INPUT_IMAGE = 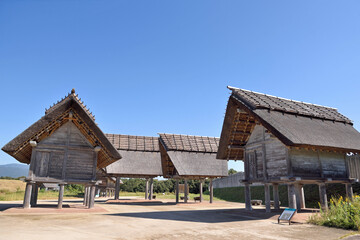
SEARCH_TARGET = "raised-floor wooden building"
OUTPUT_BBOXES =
[105,134,163,200]
[159,133,228,203]
[217,87,360,212]
[2,89,121,209]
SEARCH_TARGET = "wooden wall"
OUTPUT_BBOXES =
[347,155,360,180]
[29,121,96,183]
[245,125,287,181]
[245,125,348,182]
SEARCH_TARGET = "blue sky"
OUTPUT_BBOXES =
[1,1,360,172]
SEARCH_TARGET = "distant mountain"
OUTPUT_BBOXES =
[0,163,29,178]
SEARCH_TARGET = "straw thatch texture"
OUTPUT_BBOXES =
[105,134,162,177]
[2,90,121,168]
[217,87,360,160]
[159,134,228,178]
[159,133,218,153]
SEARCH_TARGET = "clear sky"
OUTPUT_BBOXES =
[1,1,360,172]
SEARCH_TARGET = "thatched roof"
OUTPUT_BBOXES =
[217,87,360,160]
[159,134,228,179]
[105,134,162,178]
[2,89,121,168]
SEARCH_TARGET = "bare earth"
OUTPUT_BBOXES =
[0,197,358,240]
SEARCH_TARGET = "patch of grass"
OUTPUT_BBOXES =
[119,191,221,201]
[308,195,360,231]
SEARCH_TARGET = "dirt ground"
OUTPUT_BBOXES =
[0,197,358,240]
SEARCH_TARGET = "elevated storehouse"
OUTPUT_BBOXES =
[105,134,162,200]
[159,133,228,203]
[2,89,121,209]
[217,87,360,212]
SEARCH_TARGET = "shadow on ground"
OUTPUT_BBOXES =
[106,208,281,223]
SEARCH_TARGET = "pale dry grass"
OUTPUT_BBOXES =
[0,179,26,192]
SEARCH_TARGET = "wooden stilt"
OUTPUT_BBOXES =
[264,184,271,212]
[245,183,252,210]
[287,184,296,209]
[318,183,328,210]
[175,179,179,204]
[86,186,91,207]
[345,183,353,201]
[31,184,38,207]
[199,180,203,203]
[23,182,33,209]
[209,179,213,204]
[145,179,149,200]
[115,177,120,200]
[89,185,96,209]
[149,178,153,200]
[83,186,88,205]
[273,183,280,210]
[184,179,188,203]
[57,184,64,209]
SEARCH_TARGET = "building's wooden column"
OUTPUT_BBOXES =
[245,183,252,210]
[199,180,203,203]
[149,178,154,200]
[175,179,179,204]
[184,179,188,203]
[86,186,91,207]
[57,184,65,209]
[23,182,33,209]
[318,183,328,210]
[287,183,296,209]
[209,179,213,204]
[89,185,96,209]
[31,184,38,207]
[115,177,120,200]
[345,183,354,201]
[264,184,271,213]
[272,183,280,210]
[145,178,149,200]
[83,186,88,205]
[295,184,306,210]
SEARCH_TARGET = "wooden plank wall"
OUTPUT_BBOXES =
[245,125,287,181]
[347,155,360,180]
[31,121,96,182]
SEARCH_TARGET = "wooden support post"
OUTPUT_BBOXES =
[318,183,328,211]
[89,185,96,209]
[184,179,188,203]
[287,184,296,209]
[273,183,280,210]
[86,186,91,207]
[149,178,153,200]
[31,184,38,207]
[23,182,33,209]
[115,177,120,200]
[294,183,302,211]
[175,179,179,204]
[145,179,149,200]
[345,183,354,201]
[245,183,252,210]
[83,186,88,205]
[57,184,65,209]
[264,184,271,213]
[199,180,203,203]
[209,179,213,204]
[298,184,306,209]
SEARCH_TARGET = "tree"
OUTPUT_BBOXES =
[228,168,237,175]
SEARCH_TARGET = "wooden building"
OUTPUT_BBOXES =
[217,87,360,212]
[2,89,121,209]
[105,134,162,200]
[159,133,228,203]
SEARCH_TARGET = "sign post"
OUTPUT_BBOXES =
[278,208,296,225]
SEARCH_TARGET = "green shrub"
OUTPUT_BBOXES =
[309,195,360,230]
